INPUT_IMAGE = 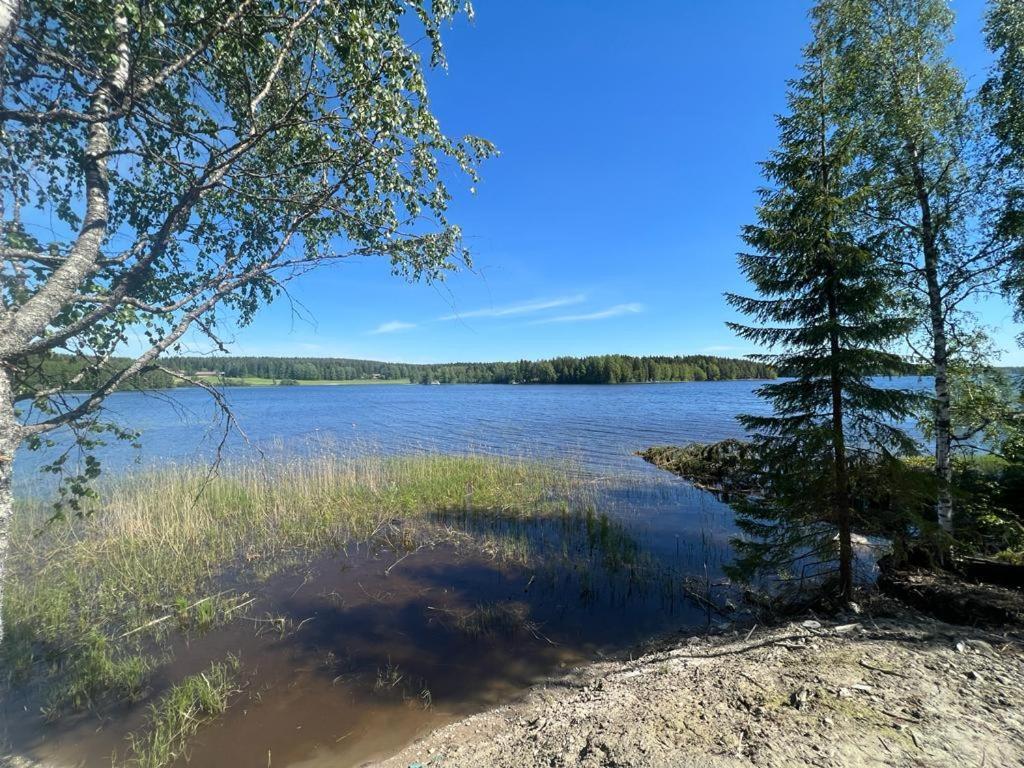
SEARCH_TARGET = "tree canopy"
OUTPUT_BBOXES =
[985,0,1024,318]
[16,352,777,390]
[0,0,492,642]
[727,0,918,599]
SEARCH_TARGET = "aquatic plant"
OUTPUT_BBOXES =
[122,656,241,768]
[1,454,593,716]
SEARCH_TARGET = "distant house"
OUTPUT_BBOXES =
[370,373,383,379]
[194,370,225,377]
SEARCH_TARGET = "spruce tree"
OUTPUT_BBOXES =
[727,0,918,601]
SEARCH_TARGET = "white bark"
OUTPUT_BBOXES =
[0,365,19,644]
[0,8,128,356]
[0,6,130,643]
[0,0,22,646]
[910,144,955,534]
[933,354,954,533]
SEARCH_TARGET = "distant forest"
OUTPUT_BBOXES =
[169,354,775,385]
[18,354,776,392]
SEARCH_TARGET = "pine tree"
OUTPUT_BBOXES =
[727,0,918,601]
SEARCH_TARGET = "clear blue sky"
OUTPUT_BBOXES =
[224,0,1023,365]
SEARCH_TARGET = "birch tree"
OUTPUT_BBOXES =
[0,0,493,643]
[833,0,1008,533]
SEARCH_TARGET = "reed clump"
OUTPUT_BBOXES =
[2,454,591,715]
[122,655,241,768]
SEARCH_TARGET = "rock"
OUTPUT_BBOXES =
[790,687,811,709]
[802,620,822,629]
[967,670,984,682]
[965,639,994,654]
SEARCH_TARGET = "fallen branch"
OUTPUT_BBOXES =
[224,597,256,616]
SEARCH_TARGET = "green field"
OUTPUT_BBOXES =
[199,376,412,387]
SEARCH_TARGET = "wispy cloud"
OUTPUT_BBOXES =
[531,303,644,324]
[370,320,416,335]
[438,294,585,321]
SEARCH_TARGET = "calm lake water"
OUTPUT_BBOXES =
[6,379,926,768]
[15,380,778,491]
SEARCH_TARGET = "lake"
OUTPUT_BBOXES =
[15,380,782,570]
[5,379,925,768]
[14,380,777,491]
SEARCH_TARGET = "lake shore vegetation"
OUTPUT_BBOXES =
[725,0,921,600]
[1,453,671,766]
[631,0,1024,612]
[0,0,496,645]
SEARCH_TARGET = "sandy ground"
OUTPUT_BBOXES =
[375,610,1024,768]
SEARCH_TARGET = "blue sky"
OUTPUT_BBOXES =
[224,0,1024,365]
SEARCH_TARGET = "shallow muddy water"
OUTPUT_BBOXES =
[5,496,725,768]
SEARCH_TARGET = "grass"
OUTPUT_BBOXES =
[39,631,156,719]
[2,454,593,717]
[372,658,433,709]
[122,656,240,768]
[428,601,536,638]
[2,452,682,768]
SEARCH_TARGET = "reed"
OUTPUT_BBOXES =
[2,453,592,715]
[122,656,241,768]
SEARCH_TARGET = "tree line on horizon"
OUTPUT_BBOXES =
[17,353,776,392]
[406,354,774,384]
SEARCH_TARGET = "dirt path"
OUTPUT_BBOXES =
[375,613,1024,768]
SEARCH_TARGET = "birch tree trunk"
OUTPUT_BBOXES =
[910,146,955,533]
[927,271,954,534]
[0,365,19,644]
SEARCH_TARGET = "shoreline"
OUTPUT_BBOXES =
[374,604,1024,768]
[58,377,779,395]
[8,605,1023,768]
